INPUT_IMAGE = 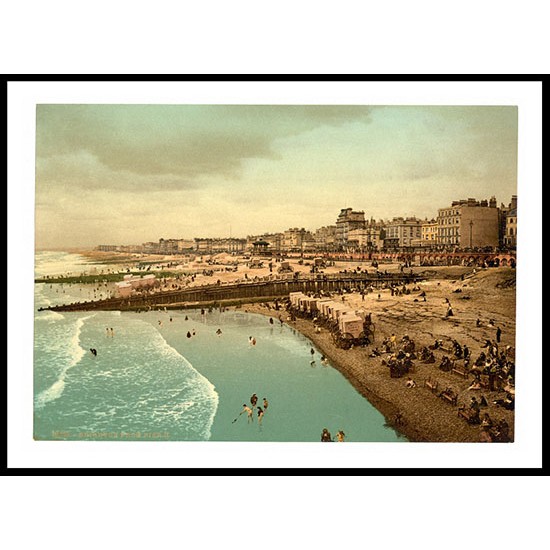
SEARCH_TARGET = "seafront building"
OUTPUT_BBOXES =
[419,219,438,248]
[96,195,516,256]
[314,226,337,251]
[281,227,316,252]
[499,195,518,249]
[194,237,247,254]
[335,208,366,249]
[504,196,518,249]
[384,217,423,250]
[347,219,385,252]
[437,197,499,249]
[159,238,194,254]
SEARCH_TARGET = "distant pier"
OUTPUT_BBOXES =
[39,272,424,312]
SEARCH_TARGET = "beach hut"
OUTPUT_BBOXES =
[278,261,293,273]
[331,303,349,321]
[299,296,313,313]
[307,297,321,315]
[289,292,305,309]
[307,298,321,314]
[338,314,364,339]
[115,281,133,298]
[326,302,339,320]
[312,298,331,315]
[321,300,338,319]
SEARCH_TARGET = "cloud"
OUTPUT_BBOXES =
[36,104,373,185]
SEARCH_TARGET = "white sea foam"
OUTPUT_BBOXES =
[35,250,98,278]
[34,314,95,409]
[34,284,52,308]
[152,329,219,440]
[35,310,65,322]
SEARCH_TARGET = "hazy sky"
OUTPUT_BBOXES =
[35,104,518,249]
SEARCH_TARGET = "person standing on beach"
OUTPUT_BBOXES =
[496,326,502,343]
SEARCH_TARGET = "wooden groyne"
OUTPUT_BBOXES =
[40,273,424,312]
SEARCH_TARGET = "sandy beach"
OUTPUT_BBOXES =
[242,267,516,442]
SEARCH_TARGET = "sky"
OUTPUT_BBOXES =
[35,104,518,249]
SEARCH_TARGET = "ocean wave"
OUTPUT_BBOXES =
[34,284,52,308]
[35,250,100,278]
[34,314,95,409]
[35,310,65,322]
[152,329,219,440]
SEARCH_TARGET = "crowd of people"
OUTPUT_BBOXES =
[380,335,417,378]
[235,393,269,426]
[377,320,515,442]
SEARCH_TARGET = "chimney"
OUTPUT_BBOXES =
[489,196,497,208]
[511,195,517,210]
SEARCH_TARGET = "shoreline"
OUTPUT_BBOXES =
[242,286,515,443]
[243,303,420,441]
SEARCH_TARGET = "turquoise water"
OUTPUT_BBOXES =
[34,252,404,442]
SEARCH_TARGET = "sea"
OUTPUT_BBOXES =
[34,251,404,442]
